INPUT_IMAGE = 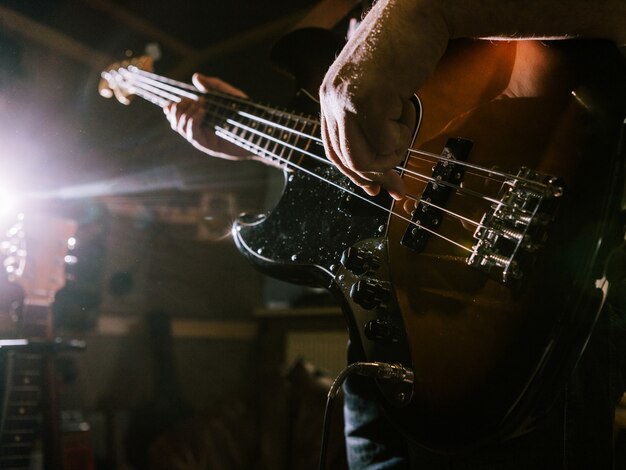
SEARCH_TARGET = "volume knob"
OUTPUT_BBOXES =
[349,279,390,310]
[364,318,399,343]
[340,247,380,275]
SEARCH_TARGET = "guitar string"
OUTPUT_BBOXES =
[234,108,511,186]
[118,76,477,252]
[113,71,540,248]
[144,76,545,234]
[119,70,498,192]
[120,72,530,215]
[123,67,558,193]
[213,127,473,253]
[126,67,319,125]
[119,69,554,223]
[123,77,492,232]
[229,108,510,196]
[122,74,542,240]
[132,73,551,255]
[120,74,539,244]
[223,115,510,215]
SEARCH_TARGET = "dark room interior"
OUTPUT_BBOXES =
[0,1,625,469]
[0,0,350,468]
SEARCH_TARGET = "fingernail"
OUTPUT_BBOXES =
[364,186,381,197]
[390,192,404,201]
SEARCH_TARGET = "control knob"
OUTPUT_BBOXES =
[340,247,380,275]
[350,279,390,310]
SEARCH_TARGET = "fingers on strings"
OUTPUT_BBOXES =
[192,74,248,99]
[321,115,407,199]
[164,98,206,141]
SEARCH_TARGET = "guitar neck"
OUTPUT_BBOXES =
[0,304,57,470]
[19,304,53,340]
[0,214,77,470]
[202,92,322,167]
[0,348,45,469]
[121,68,324,168]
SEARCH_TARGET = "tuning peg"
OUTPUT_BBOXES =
[144,43,161,61]
[99,55,155,104]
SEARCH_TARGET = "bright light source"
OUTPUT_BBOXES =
[0,189,21,227]
[0,190,15,216]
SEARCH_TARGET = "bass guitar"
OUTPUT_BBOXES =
[100,29,626,450]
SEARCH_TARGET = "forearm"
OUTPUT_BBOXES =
[318,0,625,195]
[326,0,625,114]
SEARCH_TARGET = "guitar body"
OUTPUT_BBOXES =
[100,28,626,451]
[0,214,84,469]
[233,30,626,450]
[384,41,626,448]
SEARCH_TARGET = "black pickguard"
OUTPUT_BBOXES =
[233,162,391,287]
[232,142,416,408]
[234,27,416,408]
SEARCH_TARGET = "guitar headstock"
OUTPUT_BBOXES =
[2,214,77,306]
[99,55,154,105]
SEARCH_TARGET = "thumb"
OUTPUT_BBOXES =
[192,73,210,93]
[192,74,248,98]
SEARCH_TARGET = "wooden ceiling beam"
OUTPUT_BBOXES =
[0,5,113,69]
[167,9,309,79]
[83,0,196,58]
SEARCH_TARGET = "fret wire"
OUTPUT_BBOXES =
[272,112,286,160]
[1,351,43,466]
[285,115,303,163]
[293,117,309,166]
[237,110,319,140]
[232,96,249,143]
[223,118,322,165]
[240,99,264,154]
[258,106,275,163]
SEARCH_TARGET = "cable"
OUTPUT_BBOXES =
[318,361,414,470]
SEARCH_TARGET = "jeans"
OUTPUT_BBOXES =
[343,308,622,470]
[343,372,411,469]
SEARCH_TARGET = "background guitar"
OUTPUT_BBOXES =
[0,213,94,470]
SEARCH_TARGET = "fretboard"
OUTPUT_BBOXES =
[113,67,327,169]
[203,92,323,168]
[0,305,57,470]
[205,94,323,165]
[0,350,44,470]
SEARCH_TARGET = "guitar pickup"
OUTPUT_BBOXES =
[401,137,473,251]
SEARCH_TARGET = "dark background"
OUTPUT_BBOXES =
[0,1,350,467]
[0,0,317,193]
